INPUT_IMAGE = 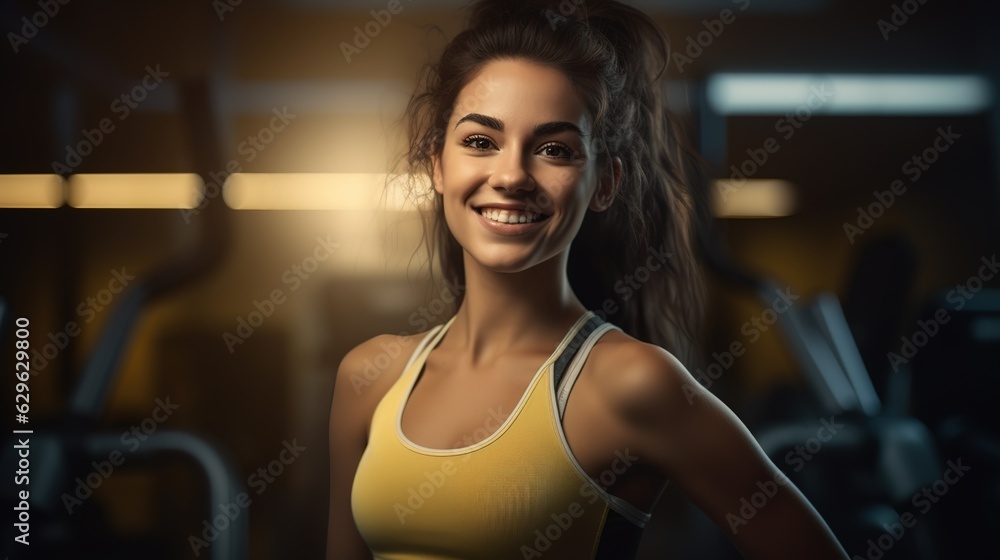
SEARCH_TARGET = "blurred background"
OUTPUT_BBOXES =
[0,0,997,558]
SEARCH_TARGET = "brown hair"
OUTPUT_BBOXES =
[394,0,707,364]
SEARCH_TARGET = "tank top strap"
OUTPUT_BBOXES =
[553,317,622,419]
[399,315,457,380]
[552,314,603,387]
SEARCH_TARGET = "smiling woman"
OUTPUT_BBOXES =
[327,1,850,559]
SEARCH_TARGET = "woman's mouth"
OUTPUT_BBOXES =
[476,207,548,224]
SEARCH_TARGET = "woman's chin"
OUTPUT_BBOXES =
[465,249,541,274]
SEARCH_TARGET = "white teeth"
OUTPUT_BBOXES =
[479,208,543,224]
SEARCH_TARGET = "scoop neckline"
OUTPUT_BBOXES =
[395,310,594,455]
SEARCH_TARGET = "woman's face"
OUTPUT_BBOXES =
[432,58,616,274]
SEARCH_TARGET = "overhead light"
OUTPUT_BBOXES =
[713,178,796,218]
[0,174,65,208]
[708,74,992,115]
[223,173,432,210]
[68,174,203,208]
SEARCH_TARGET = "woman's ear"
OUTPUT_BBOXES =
[432,153,444,195]
[589,156,621,212]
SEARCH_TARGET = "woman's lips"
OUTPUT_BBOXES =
[476,206,546,224]
[473,206,551,235]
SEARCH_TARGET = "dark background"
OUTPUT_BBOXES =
[1,0,997,558]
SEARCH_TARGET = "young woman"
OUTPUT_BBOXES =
[328,1,849,558]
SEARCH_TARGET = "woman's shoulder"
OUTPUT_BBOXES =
[586,328,696,420]
[334,328,439,404]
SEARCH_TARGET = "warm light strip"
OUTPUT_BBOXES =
[0,174,65,208]
[68,174,203,208]
[713,179,796,218]
[223,173,432,210]
[708,74,992,115]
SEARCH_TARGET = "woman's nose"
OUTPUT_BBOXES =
[488,149,535,193]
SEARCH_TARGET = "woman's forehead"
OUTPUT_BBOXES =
[451,59,591,132]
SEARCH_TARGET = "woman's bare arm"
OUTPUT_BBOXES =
[327,333,421,559]
[327,340,384,560]
[613,343,850,560]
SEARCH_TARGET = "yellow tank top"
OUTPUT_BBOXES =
[351,311,651,559]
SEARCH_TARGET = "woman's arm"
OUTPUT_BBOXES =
[327,343,379,560]
[615,343,850,560]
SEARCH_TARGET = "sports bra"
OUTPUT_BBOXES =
[351,310,651,559]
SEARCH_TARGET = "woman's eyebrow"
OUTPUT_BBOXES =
[455,113,504,131]
[533,121,587,138]
[454,113,587,137]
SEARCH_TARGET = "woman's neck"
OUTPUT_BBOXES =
[446,249,588,367]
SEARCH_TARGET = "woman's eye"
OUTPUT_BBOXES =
[538,143,573,160]
[462,136,494,151]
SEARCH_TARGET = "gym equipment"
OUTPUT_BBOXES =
[1,79,246,560]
